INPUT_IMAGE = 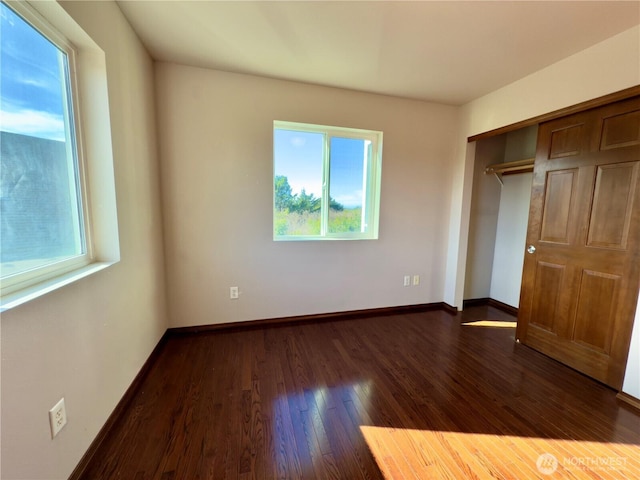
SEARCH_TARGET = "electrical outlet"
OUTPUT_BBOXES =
[230,286,239,299]
[413,275,420,286]
[49,397,67,439]
[403,275,411,287]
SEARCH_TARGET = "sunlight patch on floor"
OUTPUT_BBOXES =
[360,425,640,479]
[462,320,517,328]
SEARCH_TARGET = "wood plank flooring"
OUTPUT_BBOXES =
[78,306,640,479]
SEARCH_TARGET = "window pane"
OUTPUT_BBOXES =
[1,3,85,278]
[274,129,324,236]
[328,137,369,234]
[273,121,381,241]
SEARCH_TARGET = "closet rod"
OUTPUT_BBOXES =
[485,158,534,186]
[484,158,535,176]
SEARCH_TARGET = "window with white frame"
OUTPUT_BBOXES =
[273,121,382,240]
[0,1,92,297]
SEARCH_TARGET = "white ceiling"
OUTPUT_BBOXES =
[116,1,640,105]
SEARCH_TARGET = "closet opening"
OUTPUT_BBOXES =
[464,125,538,313]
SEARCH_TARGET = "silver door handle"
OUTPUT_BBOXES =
[527,245,536,254]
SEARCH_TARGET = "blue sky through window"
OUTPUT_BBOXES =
[1,2,66,141]
[329,137,366,208]
[274,128,366,208]
[274,129,324,198]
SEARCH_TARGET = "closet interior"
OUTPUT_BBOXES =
[464,125,538,310]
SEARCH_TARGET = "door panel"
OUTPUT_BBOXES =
[572,270,619,352]
[540,169,578,244]
[517,96,640,389]
[600,110,640,150]
[587,162,638,249]
[529,261,564,333]
[549,123,586,158]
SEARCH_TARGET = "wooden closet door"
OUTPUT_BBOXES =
[516,96,640,389]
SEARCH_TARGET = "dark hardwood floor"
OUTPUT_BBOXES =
[78,306,640,479]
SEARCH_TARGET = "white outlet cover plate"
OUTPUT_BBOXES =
[49,397,67,438]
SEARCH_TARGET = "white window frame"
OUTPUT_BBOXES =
[273,121,383,241]
[1,1,92,297]
[0,0,120,311]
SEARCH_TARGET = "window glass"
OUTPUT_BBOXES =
[274,129,324,236]
[328,137,369,234]
[1,2,86,282]
[273,121,382,240]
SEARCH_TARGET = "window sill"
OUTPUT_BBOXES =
[274,236,378,241]
[0,261,116,312]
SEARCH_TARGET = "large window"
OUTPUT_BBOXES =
[1,1,90,296]
[274,121,382,240]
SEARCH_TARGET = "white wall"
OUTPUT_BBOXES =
[0,2,167,479]
[463,26,640,139]
[622,296,640,398]
[463,136,504,300]
[448,25,640,394]
[489,173,533,307]
[155,64,459,327]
